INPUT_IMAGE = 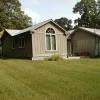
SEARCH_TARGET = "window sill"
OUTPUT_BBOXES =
[45,50,58,52]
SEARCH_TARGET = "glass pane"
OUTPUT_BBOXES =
[46,28,55,34]
[13,39,15,48]
[51,29,55,34]
[46,28,51,33]
[21,38,25,48]
[19,39,21,48]
[46,35,51,50]
[52,35,56,50]
[19,38,24,48]
[12,38,17,48]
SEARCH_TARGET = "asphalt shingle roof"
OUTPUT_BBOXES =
[3,19,67,37]
[67,27,100,37]
[5,29,22,36]
[79,27,100,36]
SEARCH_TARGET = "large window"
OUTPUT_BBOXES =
[12,37,25,49]
[46,28,56,50]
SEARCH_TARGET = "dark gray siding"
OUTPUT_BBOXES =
[2,31,32,58]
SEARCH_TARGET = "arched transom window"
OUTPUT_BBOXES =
[46,28,56,50]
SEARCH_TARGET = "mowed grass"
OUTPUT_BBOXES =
[0,59,100,100]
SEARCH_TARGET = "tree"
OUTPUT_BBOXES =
[0,0,32,31]
[73,0,100,28]
[97,0,100,12]
[54,17,73,30]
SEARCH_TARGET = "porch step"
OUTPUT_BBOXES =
[68,56,80,59]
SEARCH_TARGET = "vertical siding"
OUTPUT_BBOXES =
[32,33,45,55]
[32,22,67,58]
[2,32,32,58]
[71,30,96,56]
[57,34,67,55]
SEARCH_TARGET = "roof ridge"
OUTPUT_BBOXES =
[4,19,67,36]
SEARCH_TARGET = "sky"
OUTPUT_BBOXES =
[20,0,81,25]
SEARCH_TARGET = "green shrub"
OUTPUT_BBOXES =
[46,55,64,61]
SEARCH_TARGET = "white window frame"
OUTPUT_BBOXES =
[19,38,25,48]
[45,28,57,51]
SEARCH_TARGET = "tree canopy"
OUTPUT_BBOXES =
[73,0,100,28]
[0,0,32,31]
[54,17,73,30]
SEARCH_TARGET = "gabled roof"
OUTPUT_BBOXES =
[5,29,22,36]
[3,19,67,37]
[71,27,100,36]
[17,19,67,35]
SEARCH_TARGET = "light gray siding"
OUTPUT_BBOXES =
[32,22,67,59]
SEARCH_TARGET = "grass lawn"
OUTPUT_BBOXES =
[0,59,100,100]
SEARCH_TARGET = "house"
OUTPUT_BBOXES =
[68,27,100,57]
[1,19,68,60]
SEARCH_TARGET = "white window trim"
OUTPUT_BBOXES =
[19,38,25,48]
[45,28,57,51]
